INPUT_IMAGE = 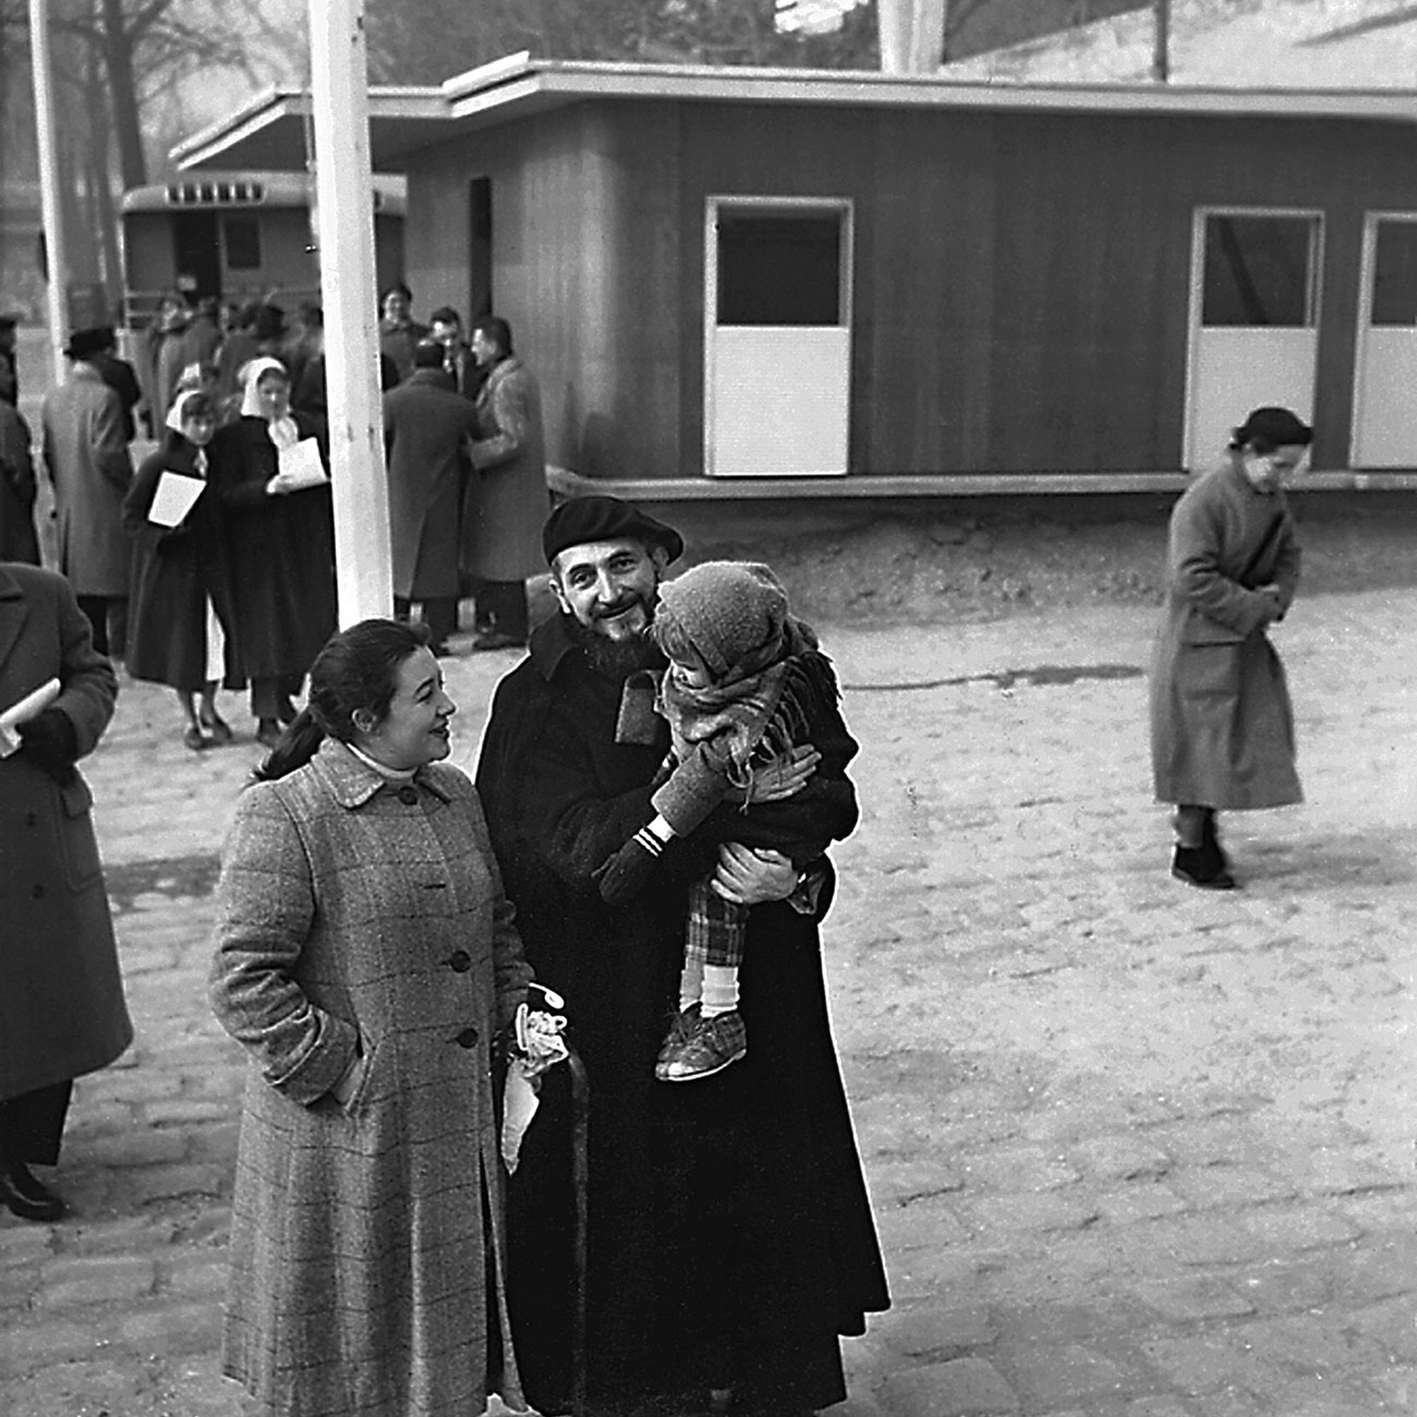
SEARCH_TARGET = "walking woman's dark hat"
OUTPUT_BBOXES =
[543,495,684,565]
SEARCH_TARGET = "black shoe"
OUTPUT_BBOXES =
[1171,843,1236,890]
[0,1162,66,1222]
[256,718,283,749]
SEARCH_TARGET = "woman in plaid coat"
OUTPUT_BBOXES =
[210,619,532,1417]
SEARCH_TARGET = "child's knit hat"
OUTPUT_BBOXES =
[656,561,790,678]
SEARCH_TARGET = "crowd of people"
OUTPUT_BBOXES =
[0,284,547,751]
[0,293,1316,1417]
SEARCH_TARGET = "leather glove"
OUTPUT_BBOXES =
[594,826,668,906]
[17,707,79,785]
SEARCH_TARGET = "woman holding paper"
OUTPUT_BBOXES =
[123,390,243,750]
[210,618,534,1417]
[0,561,131,1221]
[210,358,335,748]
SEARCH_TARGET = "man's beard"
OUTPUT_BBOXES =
[563,611,665,680]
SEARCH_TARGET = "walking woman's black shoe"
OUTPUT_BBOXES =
[0,1162,66,1222]
[1170,843,1236,891]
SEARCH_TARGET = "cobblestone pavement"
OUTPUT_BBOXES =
[2,588,1413,1417]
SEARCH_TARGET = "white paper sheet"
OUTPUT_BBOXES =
[276,438,329,491]
[147,471,206,528]
[0,677,61,758]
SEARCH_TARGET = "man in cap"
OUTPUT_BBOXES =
[0,313,19,407]
[476,495,888,1417]
[39,327,134,657]
[1151,405,1312,889]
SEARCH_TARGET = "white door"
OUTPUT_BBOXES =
[1353,214,1417,468]
[705,199,851,478]
[1185,210,1321,470]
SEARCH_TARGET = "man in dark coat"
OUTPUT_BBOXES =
[382,340,482,652]
[0,313,19,407]
[40,327,134,658]
[476,496,889,1417]
[0,396,39,564]
[1150,405,1312,889]
[92,327,144,445]
[0,561,132,1221]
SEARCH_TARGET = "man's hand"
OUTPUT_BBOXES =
[747,744,820,804]
[711,844,797,905]
[1256,583,1286,622]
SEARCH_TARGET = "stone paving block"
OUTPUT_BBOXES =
[1235,1312,1377,1372]
[874,1197,971,1250]
[1166,1165,1299,1209]
[84,1128,189,1167]
[1069,1134,1174,1182]
[1232,1256,1334,1316]
[822,1394,887,1417]
[883,1247,980,1302]
[145,1098,233,1127]
[59,1214,181,1257]
[869,1157,968,1205]
[1345,1294,1417,1362]
[1130,1275,1257,1322]
[79,1069,184,1104]
[880,1357,1021,1416]
[1121,1214,1268,1268]
[1125,1400,1195,1417]
[1368,1362,1417,1409]
[1291,1147,1406,1197]
[162,1254,230,1300]
[1095,1182,1190,1224]
[955,1146,1082,1193]
[42,1254,157,1308]
[874,1303,996,1357]
[1194,1386,1266,1416]
[1339,1189,1417,1231]
[0,1225,53,1265]
[1005,1342,1133,1405]
[0,1318,108,1375]
[2,1354,153,1417]
[152,1359,246,1417]
[1139,1334,1270,1394]
[1234,1203,1362,1254]
[955,1191,1101,1236]
[1330,1233,1417,1306]
[65,1099,140,1136]
[1143,1122,1271,1169]
[1263,1372,1401,1416]
[128,1163,229,1206]
[114,1298,225,1356]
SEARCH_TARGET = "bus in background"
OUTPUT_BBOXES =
[119,171,406,330]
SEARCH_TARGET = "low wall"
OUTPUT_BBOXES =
[626,491,1417,625]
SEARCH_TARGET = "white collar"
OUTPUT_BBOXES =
[345,740,417,783]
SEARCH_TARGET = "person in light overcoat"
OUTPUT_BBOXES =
[210,619,533,1417]
[382,340,482,652]
[0,561,131,1221]
[462,316,548,650]
[40,327,135,657]
[1150,405,1312,890]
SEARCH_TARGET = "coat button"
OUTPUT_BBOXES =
[448,950,472,973]
[24,811,37,827]
[31,884,45,899]
[397,786,418,806]
[455,1026,479,1048]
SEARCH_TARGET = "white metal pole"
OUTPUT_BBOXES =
[307,0,392,626]
[29,0,69,385]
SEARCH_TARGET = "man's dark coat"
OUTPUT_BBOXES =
[476,613,889,1415]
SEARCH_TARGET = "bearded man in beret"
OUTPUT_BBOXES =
[475,495,888,1417]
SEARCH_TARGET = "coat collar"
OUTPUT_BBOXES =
[405,367,455,392]
[311,736,450,809]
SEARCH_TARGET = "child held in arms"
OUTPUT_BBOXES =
[595,561,859,1082]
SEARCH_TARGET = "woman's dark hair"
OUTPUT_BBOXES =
[1228,406,1313,455]
[254,618,431,781]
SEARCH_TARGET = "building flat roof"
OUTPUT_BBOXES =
[172,53,1417,173]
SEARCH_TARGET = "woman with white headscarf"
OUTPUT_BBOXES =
[122,388,243,749]
[210,357,335,746]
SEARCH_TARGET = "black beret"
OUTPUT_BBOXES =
[63,326,112,361]
[543,495,684,566]
[1233,406,1313,450]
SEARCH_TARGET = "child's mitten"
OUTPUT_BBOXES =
[595,826,667,905]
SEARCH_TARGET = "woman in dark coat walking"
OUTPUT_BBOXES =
[210,357,335,746]
[123,389,242,749]
[0,562,131,1221]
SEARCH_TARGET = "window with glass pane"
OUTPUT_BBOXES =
[717,212,841,326]
[223,216,262,272]
[1201,215,1317,327]
[1371,220,1417,326]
